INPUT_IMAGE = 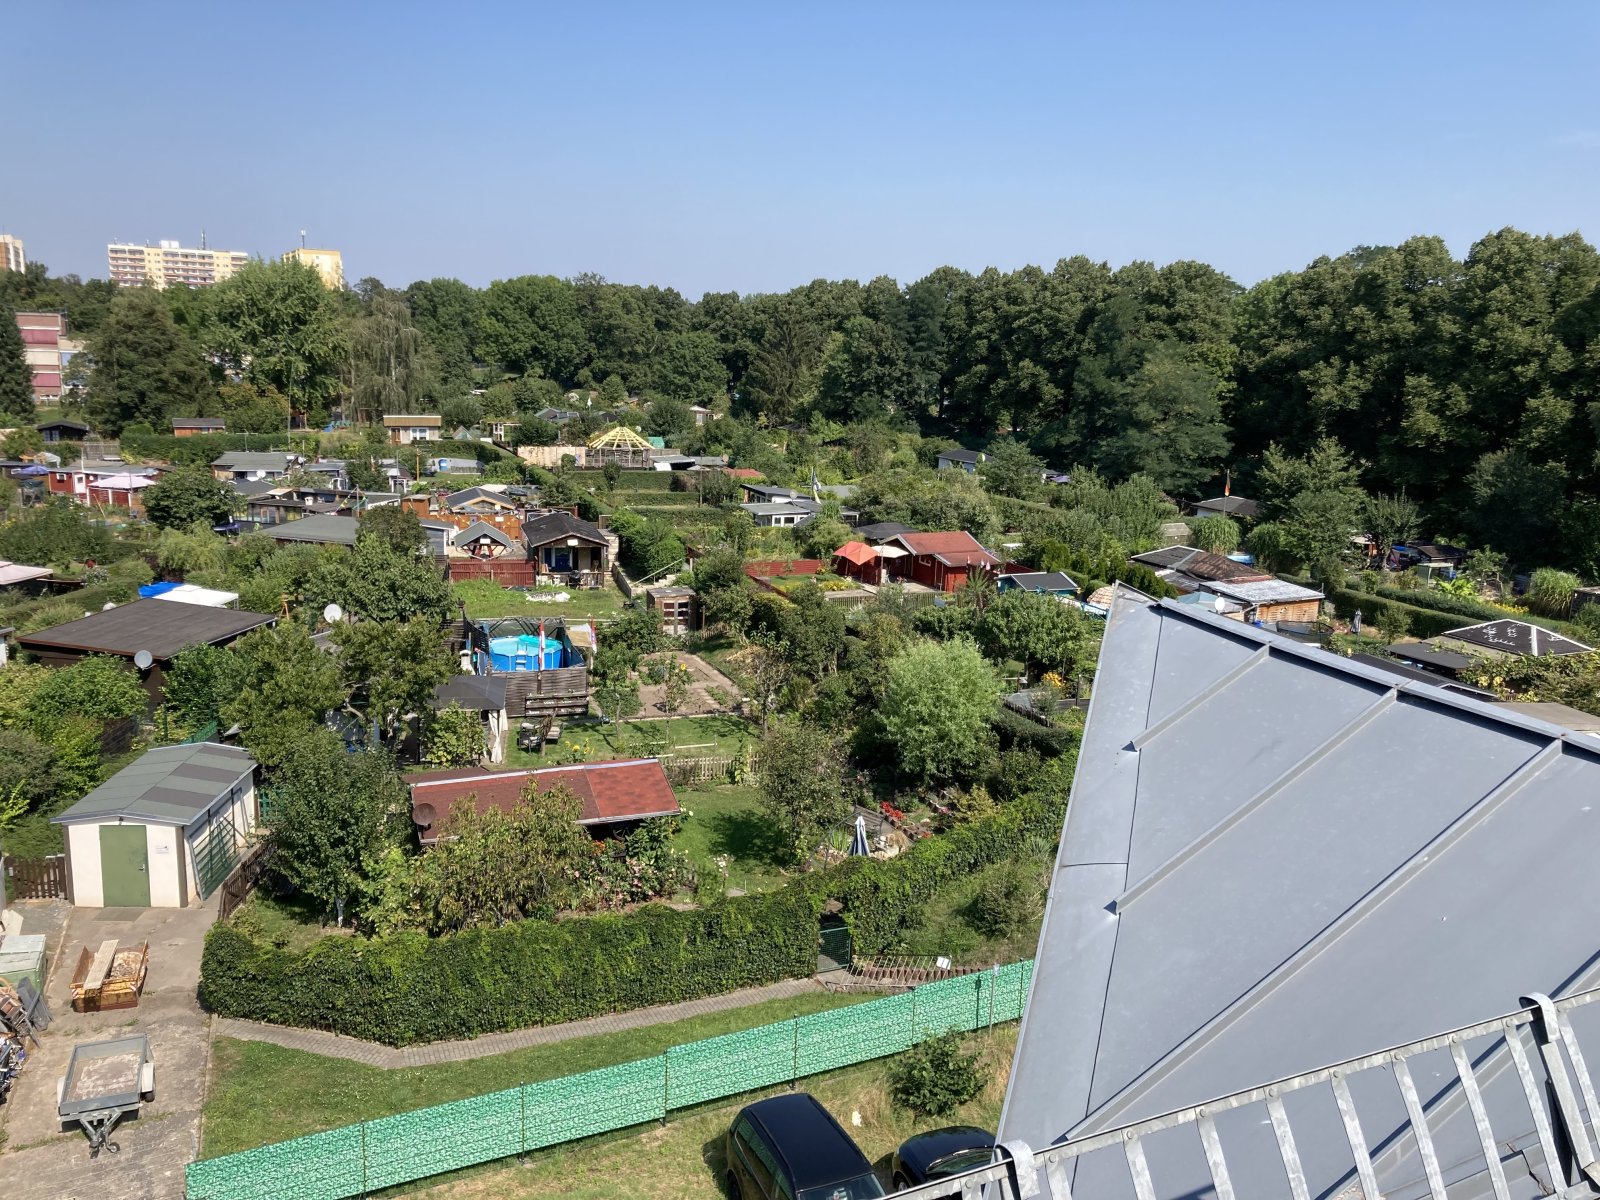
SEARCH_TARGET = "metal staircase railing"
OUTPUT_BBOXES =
[894,984,1600,1200]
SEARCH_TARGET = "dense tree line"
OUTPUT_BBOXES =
[11,225,1600,566]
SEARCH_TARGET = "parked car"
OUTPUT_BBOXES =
[890,1126,995,1191]
[726,1093,886,1200]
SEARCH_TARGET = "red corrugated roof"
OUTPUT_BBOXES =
[406,758,679,838]
[833,541,876,566]
[892,530,1000,567]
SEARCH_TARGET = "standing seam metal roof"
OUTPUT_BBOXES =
[52,743,255,826]
[1001,585,1600,1200]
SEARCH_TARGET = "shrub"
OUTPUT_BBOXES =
[971,861,1044,936]
[890,1031,983,1117]
[1527,568,1583,618]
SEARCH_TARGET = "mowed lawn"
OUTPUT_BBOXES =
[203,990,879,1157]
[501,714,755,770]
[408,1027,1017,1200]
[672,783,791,893]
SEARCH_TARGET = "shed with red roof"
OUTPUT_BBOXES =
[405,758,680,844]
[886,531,999,592]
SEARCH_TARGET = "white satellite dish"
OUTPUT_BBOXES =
[133,649,154,670]
[1213,596,1227,614]
[323,603,344,624]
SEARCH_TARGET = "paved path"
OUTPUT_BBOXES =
[212,976,826,1068]
[0,900,216,1200]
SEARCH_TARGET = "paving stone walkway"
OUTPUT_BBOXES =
[212,976,826,1068]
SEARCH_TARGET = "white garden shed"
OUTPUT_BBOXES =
[51,743,258,909]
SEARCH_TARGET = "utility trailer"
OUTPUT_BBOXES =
[57,1033,154,1156]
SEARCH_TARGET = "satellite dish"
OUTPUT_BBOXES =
[133,649,154,670]
[413,801,437,828]
[1213,596,1227,614]
[323,603,344,624]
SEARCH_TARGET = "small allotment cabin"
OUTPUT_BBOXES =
[885,531,999,592]
[52,743,258,909]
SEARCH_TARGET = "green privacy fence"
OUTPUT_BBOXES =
[186,959,1034,1200]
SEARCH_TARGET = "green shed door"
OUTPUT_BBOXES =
[100,824,150,907]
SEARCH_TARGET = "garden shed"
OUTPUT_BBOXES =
[51,743,258,909]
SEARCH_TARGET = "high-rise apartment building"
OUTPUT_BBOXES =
[106,240,250,289]
[0,234,24,273]
[282,246,344,290]
[15,312,67,400]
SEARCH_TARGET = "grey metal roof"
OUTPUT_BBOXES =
[852,521,916,543]
[267,513,360,545]
[521,510,608,547]
[212,452,290,472]
[52,742,255,827]
[1199,577,1323,604]
[1001,586,1600,1199]
[432,674,508,712]
[1191,494,1261,518]
[938,447,985,464]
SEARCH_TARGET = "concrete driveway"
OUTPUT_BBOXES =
[0,898,215,1200]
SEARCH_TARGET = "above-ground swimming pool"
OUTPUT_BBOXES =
[488,634,567,671]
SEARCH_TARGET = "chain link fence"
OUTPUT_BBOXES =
[186,959,1033,1200]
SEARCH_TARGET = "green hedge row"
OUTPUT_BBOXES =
[200,889,818,1045]
[993,707,1081,757]
[1368,586,1586,638]
[1324,587,1462,639]
[200,776,1074,1044]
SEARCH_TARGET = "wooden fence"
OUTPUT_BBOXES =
[217,844,274,922]
[2,854,67,900]
[662,754,737,787]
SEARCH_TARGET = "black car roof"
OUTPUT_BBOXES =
[742,1093,872,1187]
[896,1125,993,1175]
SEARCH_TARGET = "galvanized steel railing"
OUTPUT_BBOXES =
[898,984,1600,1200]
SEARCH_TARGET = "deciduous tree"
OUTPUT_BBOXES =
[879,637,1000,783]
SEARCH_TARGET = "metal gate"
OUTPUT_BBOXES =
[192,814,241,900]
[817,917,852,974]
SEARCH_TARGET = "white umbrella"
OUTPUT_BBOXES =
[849,814,870,857]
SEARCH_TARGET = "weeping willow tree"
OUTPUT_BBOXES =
[345,295,438,423]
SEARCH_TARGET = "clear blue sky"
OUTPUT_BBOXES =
[4,1,1597,295]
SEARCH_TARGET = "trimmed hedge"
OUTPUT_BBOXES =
[1369,586,1587,639]
[1323,587,1461,639]
[201,890,818,1045]
[994,707,1081,757]
[199,773,1073,1045]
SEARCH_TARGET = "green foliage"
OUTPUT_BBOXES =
[224,623,348,767]
[84,287,212,434]
[30,654,146,725]
[143,465,236,530]
[1322,586,1463,640]
[880,637,1001,783]
[889,1031,983,1117]
[1460,651,1600,716]
[608,509,686,579]
[262,728,410,927]
[332,618,455,742]
[199,775,1068,1044]
[755,720,852,863]
[0,497,114,567]
[308,538,452,623]
[978,590,1096,680]
[200,886,820,1044]
[0,304,33,422]
[1526,567,1583,618]
[992,706,1082,758]
[1374,605,1411,643]
[479,275,585,380]
[155,521,227,575]
[422,703,486,767]
[357,505,428,553]
[164,643,247,728]
[209,259,347,409]
[971,861,1045,936]
[1189,513,1241,554]
[374,783,594,934]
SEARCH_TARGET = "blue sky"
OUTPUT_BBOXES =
[4,2,1597,295]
